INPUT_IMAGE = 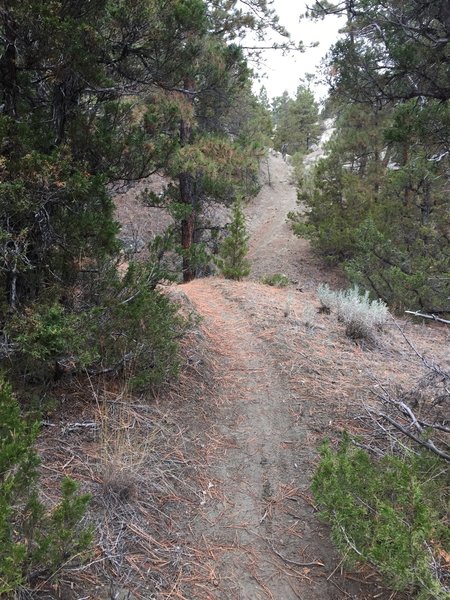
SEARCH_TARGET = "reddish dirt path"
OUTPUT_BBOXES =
[179,269,404,599]
[182,278,337,599]
[176,156,373,599]
[184,280,331,600]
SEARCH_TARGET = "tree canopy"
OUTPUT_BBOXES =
[272,85,320,154]
[0,0,279,385]
[290,0,450,313]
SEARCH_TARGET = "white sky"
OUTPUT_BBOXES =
[248,0,343,102]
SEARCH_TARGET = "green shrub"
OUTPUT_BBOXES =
[99,263,185,390]
[7,303,97,381]
[313,434,449,599]
[261,273,290,287]
[4,259,185,391]
[345,217,449,314]
[0,376,92,595]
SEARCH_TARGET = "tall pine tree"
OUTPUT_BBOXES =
[291,0,450,312]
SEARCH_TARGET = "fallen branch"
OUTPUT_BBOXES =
[405,311,450,325]
[269,544,324,568]
[368,342,450,461]
[62,421,99,434]
[391,316,449,379]
[377,412,450,462]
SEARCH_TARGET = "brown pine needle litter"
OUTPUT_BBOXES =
[35,276,447,599]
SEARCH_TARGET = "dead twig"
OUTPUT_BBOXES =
[269,543,324,568]
[376,411,450,462]
[405,311,450,325]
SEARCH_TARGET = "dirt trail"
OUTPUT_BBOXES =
[183,278,336,599]
[245,152,343,289]
[179,155,373,599]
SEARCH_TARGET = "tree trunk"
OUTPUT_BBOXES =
[0,14,18,117]
[179,171,196,282]
[373,102,382,202]
[6,269,17,310]
[52,75,80,145]
[52,82,68,145]
[179,77,197,283]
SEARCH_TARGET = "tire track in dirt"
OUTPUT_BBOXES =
[182,278,341,600]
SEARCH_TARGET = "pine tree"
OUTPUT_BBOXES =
[215,197,251,280]
[291,0,450,313]
[0,0,292,383]
[272,85,320,154]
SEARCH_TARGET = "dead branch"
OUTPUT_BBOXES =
[405,311,450,325]
[391,316,449,380]
[365,319,450,460]
[376,411,450,462]
[62,421,99,434]
[269,543,324,568]
[0,339,18,359]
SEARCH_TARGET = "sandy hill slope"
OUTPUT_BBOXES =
[245,151,344,289]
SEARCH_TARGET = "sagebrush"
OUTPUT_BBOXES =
[318,284,388,343]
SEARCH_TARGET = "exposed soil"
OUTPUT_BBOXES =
[245,152,344,289]
[171,153,448,599]
[179,278,373,600]
[36,153,449,599]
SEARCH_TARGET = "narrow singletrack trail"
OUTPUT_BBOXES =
[179,154,389,599]
[183,278,337,600]
[245,152,344,289]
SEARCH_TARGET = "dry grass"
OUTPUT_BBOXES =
[36,362,219,598]
[33,277,448,599]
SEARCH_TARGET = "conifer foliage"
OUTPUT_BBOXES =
[272,84,320,155]
[0,0,280,385]
[313,435,449,599]
[0,376,91,593]
[215,197,251,280]
[290,0,450,313]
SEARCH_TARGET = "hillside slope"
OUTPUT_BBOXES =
[245,151,344,288]
[172,155,448,599]
[39,154,448,600]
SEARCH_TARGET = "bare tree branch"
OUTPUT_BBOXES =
[405,311,450,325]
